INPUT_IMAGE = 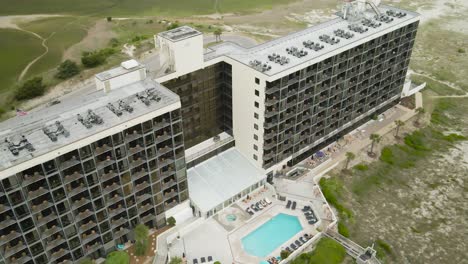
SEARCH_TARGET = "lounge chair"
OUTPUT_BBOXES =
[201,257,206,263]
[256,202,263,209]
[251,204,259,212]
[208,256,213,262]
[193,259,198,264]
[246,208,254,215]
[306,215,315,220]
[304,211,313,215]
[292,201,297,210]
[264,198,272,204]
[308,220,317,225]
[300,237,307,243]
[295,240,302,246]
[301,206,311,212]
[260,200,267,207]
[286,200,291,209]
[304,233,310,239]
[291,243,297,250]
[285,247,291,252]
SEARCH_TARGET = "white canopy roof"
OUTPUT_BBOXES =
[187,148,266,213]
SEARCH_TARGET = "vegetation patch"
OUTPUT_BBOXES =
[15,77,46,100]
[353,163,369,171]
[291,237,346,264]
[81,48,116,68]
[374,239,393,260]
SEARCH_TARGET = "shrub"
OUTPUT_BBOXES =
[457,48,465,53]
[169,257,183,264]
[280,249,290,259]
[105,251,129,264]
[15,76,46,100]
[379,147,394,165]
[337,221,350,237]
[166,23,179,30]
[79,258,95,264]
[167,216,176,226]
[55,60,80,79]
[213,262,221,264]
[353,163,369,171]
[109,38,120,47]
[81,48,116,68]
[291,237,346,264]
[107,17,112,22]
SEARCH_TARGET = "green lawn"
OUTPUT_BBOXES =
[0,29,43,94]
[19,17,90,79]
[0,0,298,16]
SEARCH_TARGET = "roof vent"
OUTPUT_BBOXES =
[249,60,272,72]
[107,100,134,117]
[303,40,324,51]
[77,110,103,129]
[348,24,368,33]
[285,46,308,58]
[121,59,139,70]
[319,34,340,45]
[267,54,290,65]
[386,10,406,18]
[362,18,382,28]
[374,14,393,23]
[43,121,70,142]
[5,135,35,156]
[137,88,161,106]
[333,29,354,39]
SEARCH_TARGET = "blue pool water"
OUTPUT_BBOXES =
[242,213,302,257]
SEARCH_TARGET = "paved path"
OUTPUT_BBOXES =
[324,230,382,264]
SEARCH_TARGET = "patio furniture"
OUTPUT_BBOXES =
[256,202,263,209]
[291,243,297,250]
[301,206,311,212]
[251,205,259,212]
[264,198,272,204]
[295,240,302,246]
[300,237,307,243]
[308,220,317,225]
[193,259,198,264]
[286,247,291,252]
[286,200,291,209]
[208,256,213,262]
[201,257,206,263]
[292,201,297,210]
[246,208,254,215]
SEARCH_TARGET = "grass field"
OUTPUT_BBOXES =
[0,29,43,95]
[0,0,297,16]
[18,17,91,79]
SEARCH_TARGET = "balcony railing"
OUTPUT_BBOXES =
[0,203,10,214]
[141,213,155,224]
[9,253,31,264]
[27,186,48,199]
[111,217,127,229]
[41,225,60,239]
[106,194,123,206]
[94,144,112,155]
[76,209,93,221]
[103,183,120,194]
[158,158,174,168]
[96,158,115,170]
[136,193,152,204]
[164,200,178,210]
[22,173,45,186]
[134,181,150,192]
[82,231,99,244]
[108,205,125,217]
[63,171,84,184]
[79,221,97,233]
[72,198,90,210]
[0,231,20,246]
[60,156,80,170]
[37,213,57,226]
[49,248,69,262]
[114,227,129,238]
[138,203,153,213]
[128,144,144,155]
[31,200,53,214]
[130,157,146,169]
[125,131,143,142]
[68,183,87,197]
[155,132,171,144]
[4,241,27,258]
[85,242,102,255]
[46,236,66,251]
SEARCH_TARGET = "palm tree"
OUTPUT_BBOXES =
[344,152,356,171]
[394,120,405,138]
[213,28,223,42]
[369,133,381,156]
[134,224,149,256]
[415,107,425,126]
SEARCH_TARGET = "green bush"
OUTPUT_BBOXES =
[404,131,430,151]
[213,262,221,264]
[167,216,176,226]
[55,59,80,79]
[169,256,183,264]
[79,258,95,264]
[379,147,394,165]
[105,251,129,264]
[353,163,369,171]
[337,221,350,237]
[280,249,290,259]
[15,76,46,100]
[166,23,179,30]
[319,178,353,220]
[81,48,116,68]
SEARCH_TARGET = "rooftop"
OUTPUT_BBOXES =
[95,59,145,81]
[158,25,202,42]
[0,78,180,175]
[187,148,266,213]
[205,5,419,76]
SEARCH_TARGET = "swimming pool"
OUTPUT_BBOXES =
[241,213,302,257]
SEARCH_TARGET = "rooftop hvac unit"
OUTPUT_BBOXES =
[121,59,140,70]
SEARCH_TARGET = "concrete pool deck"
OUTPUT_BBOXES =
[228,202,319,263]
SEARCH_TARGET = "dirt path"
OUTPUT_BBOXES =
[18,31,55,81]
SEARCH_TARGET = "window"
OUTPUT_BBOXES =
[254,134,258,140]
[253,154,258,160]
[254,144,258,151]
[254,113,259,119]
[255,90,259,96]
[254,124,258,130]
[254,102,259,108]
[255,78,260,84]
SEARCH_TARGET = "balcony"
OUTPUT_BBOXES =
[265,85,280,94]
[4,241,27,258]
[106,194,123,206]
[0,230,20,245]
[141,213,155,224]
[155,132,171,144]
[158,158,174,168]
[31,200,53,214]
[103,182,120,194]
[264,120,278,129]
[132,168,147,181]
[85,242,102,255]
[128,144,144,155]
[49,248,69,262]
[79,221,97,233]
[154,119,171,130]
[46,235,66,251]
[27,186,48,199]
[60,156,80,170]
[0,203,10,214]
[94,144,112,155]
[134,181,150,192]
[41,225,60,239]
[111,217,127,229]
[265,97,279,106]
[63,171,84,184]
[68,183,87,197]
[76,209,93,221]
[96,157,115,170]
[130,157,146,169]
[37,213,57,226]
[138,203,153,214]
[9,253,31,264]
[263,151,276,160]
[108,205,125,217]
[72,197,90,210]
[100,170,118,182]
[125,130,143,142]
[164,200,178,210]
[114,227,129,238]
[163,189,178,200]
[161,179,177,191]
[22,173,45,186]
[82,231,99,244]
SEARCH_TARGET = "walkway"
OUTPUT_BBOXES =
[324,230,381,264]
